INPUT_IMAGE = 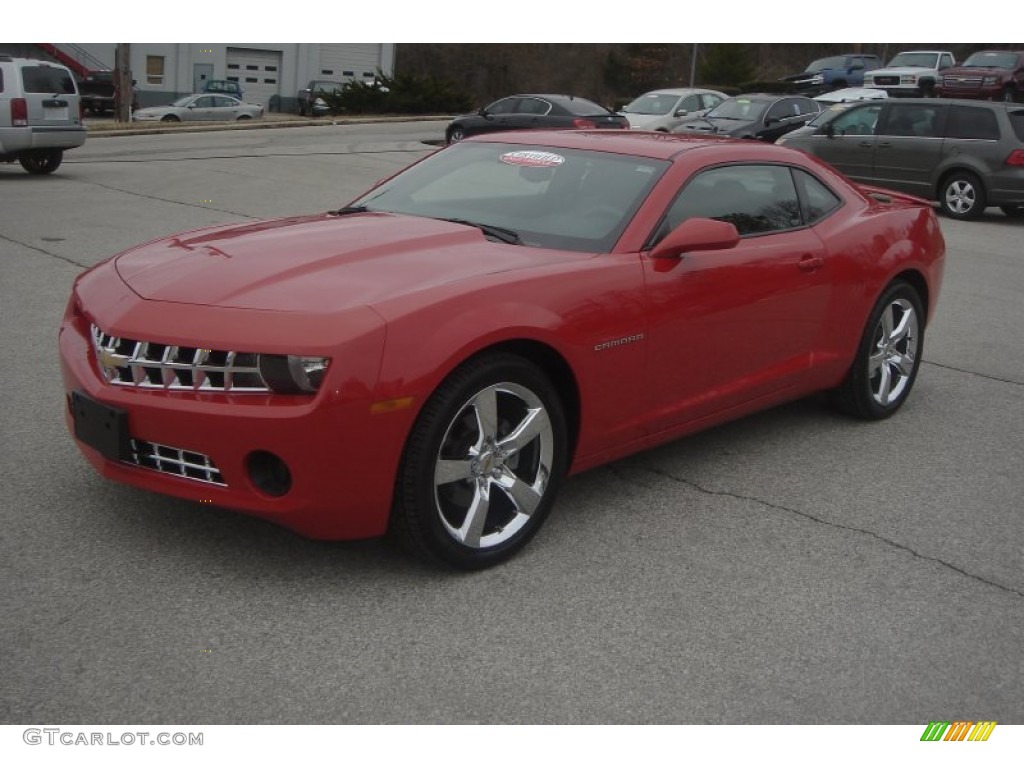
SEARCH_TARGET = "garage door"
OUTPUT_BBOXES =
[318,44,384,82]
[226,47,282,107]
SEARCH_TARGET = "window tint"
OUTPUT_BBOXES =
[518,98,550,115]
[794,170,841,224]
[1009,109,1024,142]
[558,97,609,116]
[486,98,519,115]
[882,104,942,138]
[679,95,701,112]
[20,65,75,94]
[946,106,1000,140]
[665,165,803,236]
[830,103,882,135]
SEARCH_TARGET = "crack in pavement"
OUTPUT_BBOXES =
[67,177,260,221]
[923,360,1024,387]
[611,464,1024,600]
[0,233,90,270]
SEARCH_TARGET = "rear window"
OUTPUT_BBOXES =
[1010,109,1024,142]
[559,98,609,116]
[20,65,75,94]
[946,106,1000,141]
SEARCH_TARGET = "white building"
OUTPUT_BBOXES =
[23,44,395,111]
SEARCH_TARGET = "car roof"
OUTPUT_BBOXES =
[463,129,819,163]
[637,87,717,96]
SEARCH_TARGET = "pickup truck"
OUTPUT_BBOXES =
[937,50,1024,102]
[781,54,881,96]
[79,70,115,114]
[863,51,956,97]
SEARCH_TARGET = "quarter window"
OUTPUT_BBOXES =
[794,170,841,224]
[664,165,803,237]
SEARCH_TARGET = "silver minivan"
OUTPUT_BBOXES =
[778,98,1024,220]
[0,55,87,175]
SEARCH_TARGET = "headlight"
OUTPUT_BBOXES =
[983,76,999,86]
[901,75,916,84]
[258,355,330,393]
[810,74,824,85]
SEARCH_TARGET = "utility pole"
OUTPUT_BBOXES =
[689,44,698,87]
[115,43,132,123]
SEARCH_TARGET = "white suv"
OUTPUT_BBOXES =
[0,55,87,174]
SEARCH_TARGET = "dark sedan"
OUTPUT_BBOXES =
[672,94,822,142]
[445,94,629,144]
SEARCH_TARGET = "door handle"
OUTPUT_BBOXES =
[798,255,824,272]
[877,141,893,148]
[859,140,873,147]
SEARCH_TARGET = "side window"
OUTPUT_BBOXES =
[946,106,1000,140]
[765,100,792,123]
[881,104,942,138]
[194,96,214,108]
[830,104,883,136]
[518,98,549,115]
[213,96,235,108]
[702,93,723,110]
[794,170,841,224]
[663,165,803,237]
[795,98,819,117]
[486,98,520,115]
[679,95,701,113]
[940,54,954,70]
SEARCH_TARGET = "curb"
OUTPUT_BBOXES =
[86,114,453,139]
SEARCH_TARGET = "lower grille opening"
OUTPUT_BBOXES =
[127,439,226,487]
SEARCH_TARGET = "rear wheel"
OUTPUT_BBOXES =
[19,149,63,175]
[391,353,568,569]
[830,281,924,420]
[939,171,986,220]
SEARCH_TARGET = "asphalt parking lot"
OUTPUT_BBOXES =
[1,121,1022,724]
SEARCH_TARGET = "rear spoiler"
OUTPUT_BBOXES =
[856,183,931,207]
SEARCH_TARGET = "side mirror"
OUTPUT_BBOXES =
[478,107,490,118]
[822,122,836,138]
[650,218,740,260]
[674,108,689,117]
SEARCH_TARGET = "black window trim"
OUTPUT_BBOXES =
[644,160,846,249]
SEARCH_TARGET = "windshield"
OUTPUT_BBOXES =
[349,142,669,253]
[621,93,680,115]
[887,52,938,68]
[806,56,848,72]
[962,51,1019,69]
[706,98,768,121]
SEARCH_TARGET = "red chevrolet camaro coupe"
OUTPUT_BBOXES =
[60,130,945,569]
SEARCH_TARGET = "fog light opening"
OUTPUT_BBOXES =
[246,451,292,497]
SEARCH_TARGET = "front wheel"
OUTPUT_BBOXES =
[391,353,568,569]
[236,114,252,121]
[160,114,180,123]
[939,171,986,220]
[19,149,63,175]
[1002,87,1020,103]
[446,125,466,144]
[830,281,924,420]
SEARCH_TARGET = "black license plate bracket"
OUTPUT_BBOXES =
[72,391,130,461]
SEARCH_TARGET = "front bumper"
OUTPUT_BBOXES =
[58,272,409,540]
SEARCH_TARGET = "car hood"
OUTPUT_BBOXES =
[114,212,585,311]
[869,66,933,75]
[942,65,1013,77]
[675,117,750,136]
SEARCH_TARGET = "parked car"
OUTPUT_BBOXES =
[201,79,243,100]
[132,94,264,123]
[936,50,1024,103]
[814,87,889,105]
[445,94,629,143]
[863,51,956,97]
[781,54,882,96]
[60,130,945,569]
[618,88,728,131]
[672,93,822,142]
[297,80,344,116]
[79,69,115,114]
[0,55,86,175]
[776,98,1024,220]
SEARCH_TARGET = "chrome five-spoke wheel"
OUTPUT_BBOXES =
[392,353,567,569]
[940,172,986,220]
[831,280,924,420]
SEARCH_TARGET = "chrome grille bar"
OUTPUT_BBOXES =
[128,439,226,486]
[91,324,269,392]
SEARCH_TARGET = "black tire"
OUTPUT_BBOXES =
[160,114,180,123]
[19,150,63,175]
[391,353,568,570]
[236,114,252,121]
[1000,205,1024,218]
[919,80,936,98]
[446,125,466,144]
[298,102,307,116]
[833,79,848,89]
[830,280,924,420]
[1001,87,1019,104]
[939,171,986,220]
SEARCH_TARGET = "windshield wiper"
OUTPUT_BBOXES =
[439,218,522,245]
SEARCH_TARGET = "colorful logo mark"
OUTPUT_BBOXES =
[920,721,996,742]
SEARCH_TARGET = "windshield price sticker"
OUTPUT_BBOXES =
[499,151,565,168]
